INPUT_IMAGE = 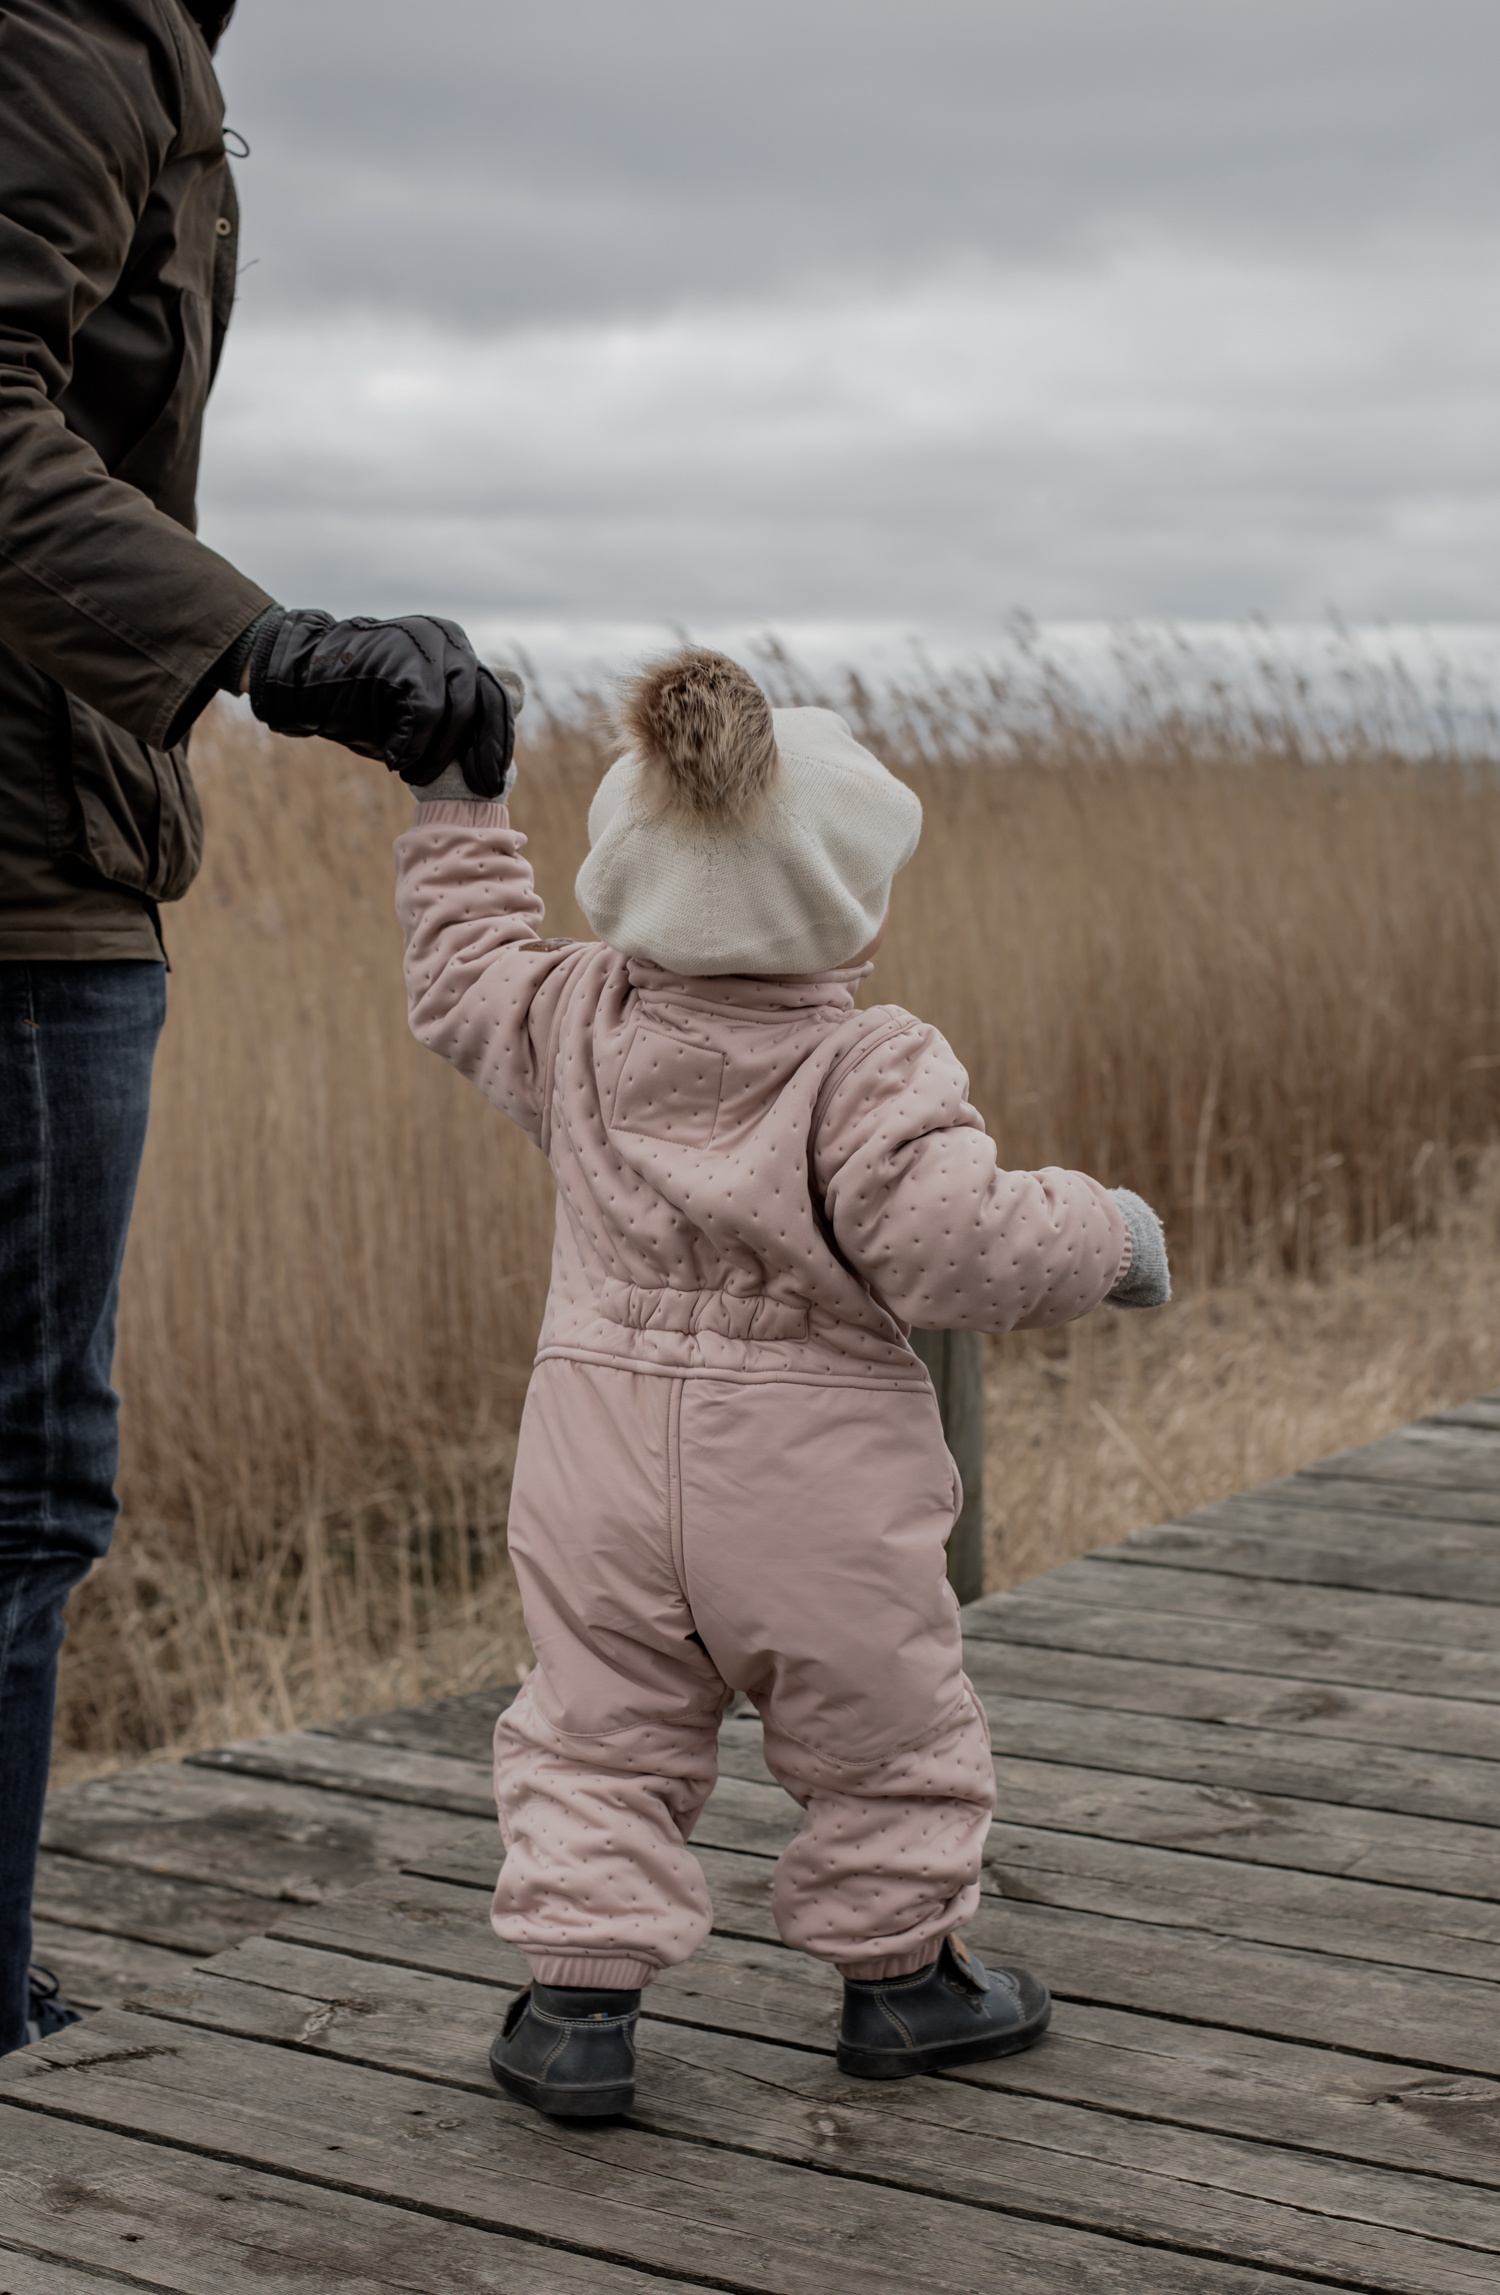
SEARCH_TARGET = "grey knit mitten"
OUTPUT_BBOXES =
[414,670,525,802]
[1107,1188,1171,1310]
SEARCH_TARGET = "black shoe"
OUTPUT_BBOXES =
[837,1935,1051,2079]
[25,1967,83,2047]
[489,1983,640,2117]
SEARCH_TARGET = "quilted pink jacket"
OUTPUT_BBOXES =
[395,801,1128,1389]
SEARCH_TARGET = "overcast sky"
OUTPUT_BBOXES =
[204,0,1500,669]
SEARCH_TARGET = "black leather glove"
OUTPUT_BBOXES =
[247,609,516,798]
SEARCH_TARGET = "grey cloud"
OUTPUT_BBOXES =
[218,0,1500,326]
[198,279,1500,628]
[196,2,1500,631]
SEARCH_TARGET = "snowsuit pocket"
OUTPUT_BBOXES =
[611,1026,726,1146]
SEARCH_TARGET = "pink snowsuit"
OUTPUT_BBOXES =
[396,798,1128,1987]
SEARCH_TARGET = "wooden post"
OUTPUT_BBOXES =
[909,1328,985,1605]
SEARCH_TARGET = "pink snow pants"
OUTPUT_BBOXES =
[492,1357,996,1988]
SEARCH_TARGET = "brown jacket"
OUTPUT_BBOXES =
[0,0,273,958]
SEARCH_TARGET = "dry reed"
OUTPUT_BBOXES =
[54,647,1500,1776]
[984,1170,1500,1588]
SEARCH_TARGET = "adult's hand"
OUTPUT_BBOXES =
[246,609,516,798]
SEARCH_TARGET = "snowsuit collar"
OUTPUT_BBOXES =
[622,959,873,1020]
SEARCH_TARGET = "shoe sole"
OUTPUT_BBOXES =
[490,2054,634,2118]
[836,1998,1052,2080]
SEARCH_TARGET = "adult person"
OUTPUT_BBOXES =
[0,0,514,2055]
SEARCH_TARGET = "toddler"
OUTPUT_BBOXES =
[394,649,1169,2117]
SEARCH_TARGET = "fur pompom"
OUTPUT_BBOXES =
[621,649,778,827]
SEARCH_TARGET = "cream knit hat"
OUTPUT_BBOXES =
[576,653,922,977]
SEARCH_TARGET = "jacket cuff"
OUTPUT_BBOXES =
[161,602,282,749]
[526,1955,657,1989]
[409,794,513,823]
[412,755,519,804]
[837,1941,946,1981]
[220,603,283,695]
[413,758,506,804]
[1107,1188,1171,1309]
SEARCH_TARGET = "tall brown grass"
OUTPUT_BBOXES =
[55,649,1500,1775]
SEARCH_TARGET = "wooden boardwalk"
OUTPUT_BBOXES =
[7,1399,1500,2292]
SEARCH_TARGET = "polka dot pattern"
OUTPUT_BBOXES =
[393,808,1129,1380]
[393,810,1130,1976]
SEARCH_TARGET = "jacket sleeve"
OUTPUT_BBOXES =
[394,799,597,1146]
[0,0,270,748]
[812,1011,1128,1333]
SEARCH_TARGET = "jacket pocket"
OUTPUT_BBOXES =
[49,691,205,904]
[609,1025,726,1146]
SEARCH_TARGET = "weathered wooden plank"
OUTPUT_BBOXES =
[0,2012,1328,2295]
[417,1728,1500,1905]
[310,1694,782,1792]
[417,1718,1500,1912]
[40,1763,469,1901]
[0,2252,136,2294]
[1424,1401,1500,1434]
[188,1729,497,1814]
[276,1875,840,2050]
[268,1863,1500,2076]
[963,1588,1500,1703]
[1248,1473,1500,1526]
[33,1850,279,1958]
[981,1831,1500,1977]
[161,1591,1499,1859]
[317,1681,519,1762]
[0,2112,708,2294]
[1372,1421,1500,1453]
[186,1728,802,1861]
[968,1640,1500,1768]
[997,1555,1500,1652]
[1266,1468,1500,1523]
[991,1757,1496,1908]
[678,1772,800,1855]
[1118,1510,1500,1602]
[978,1688,1500,1825]
[200,1718,791,1817]
[966,1996,1500,2192]
[637,2018,1500,2290]
[413,1798,1500,1982]
[990,1754,1500,1896]
[20,1404,1500,2295]
[136,1941,1500,2291]
[135,1932,1500,2196]
[712,1715,781,1788]
[712,1704,1500,1906]
[965,1890,1500,2076]
[1300,1427,1500,1491]
[28,1918,201,2013]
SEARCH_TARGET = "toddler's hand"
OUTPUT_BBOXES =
[412,672,526,803]
[1107,1189,1171,1309]
[249,610,520,798]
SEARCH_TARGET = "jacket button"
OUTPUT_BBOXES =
[216,216,233,237]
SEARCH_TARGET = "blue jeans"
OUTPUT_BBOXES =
[0,960,165,2053]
